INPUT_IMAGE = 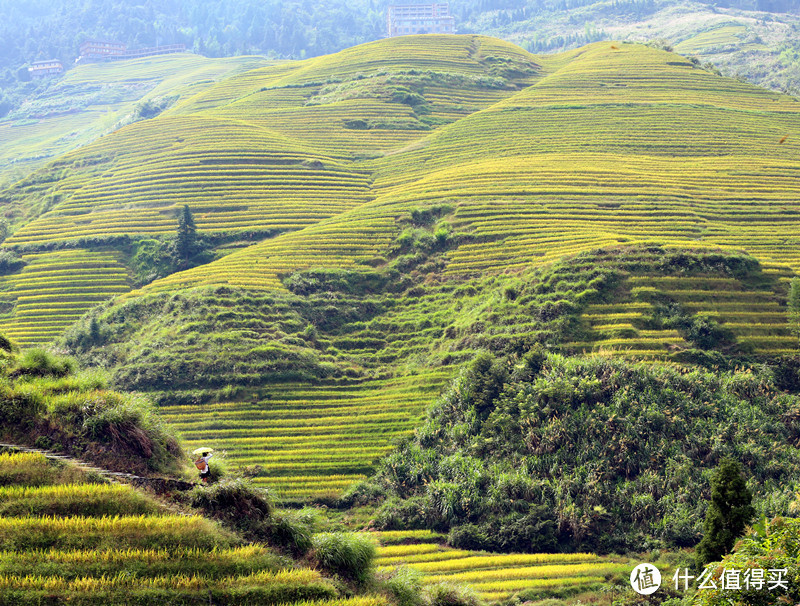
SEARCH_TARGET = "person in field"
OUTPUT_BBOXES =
[193,449,213,483]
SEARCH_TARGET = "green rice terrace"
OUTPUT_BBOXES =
[0,53,272,190]
[0,448,387,606]
[1,33,800,603]
[0,34,799,498]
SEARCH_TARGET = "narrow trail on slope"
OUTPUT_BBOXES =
[0,442,196,492]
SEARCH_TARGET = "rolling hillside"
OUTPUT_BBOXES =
[1,35,799,501]
[142,40,800,294]
[0,53,271,189]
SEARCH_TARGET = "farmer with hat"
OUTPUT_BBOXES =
[193,448,214,483]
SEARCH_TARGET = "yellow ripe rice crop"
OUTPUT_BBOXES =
[423,562,629,583]
[0,545,268,565]
[0,514,204,533]
[376,551,474,566]
[404,552,600,572]
[376,543,440,558]
[0,452,48,469]
[466,575,606,592]
[0,567,325,591]
[0,484,130,500]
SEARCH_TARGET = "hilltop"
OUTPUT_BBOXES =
[0,35,798,502]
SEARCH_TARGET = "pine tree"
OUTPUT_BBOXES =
[175,204,197,266]
[695,458,755,568]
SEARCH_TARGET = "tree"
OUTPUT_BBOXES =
[174,204,198,266]
[695,458,755,568]
[789,277,800,343]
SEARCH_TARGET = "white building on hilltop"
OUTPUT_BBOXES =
[387,3,455,37]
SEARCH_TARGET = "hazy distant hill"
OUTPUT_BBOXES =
[0,53,271,188]
[1,0,799,97]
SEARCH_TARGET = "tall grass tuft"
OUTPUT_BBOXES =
[312,532,376,586]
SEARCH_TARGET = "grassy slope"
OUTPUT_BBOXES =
[66,246,796,500]
[0,53,271,190]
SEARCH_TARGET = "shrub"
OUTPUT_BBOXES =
[10,349,76,379]
[384,567,425,606]
[775,356,800,392]
[80,391,183,473]
[190,477,274,522]
[0,251,24,275]
[695,458,755,568]
[427,582,483,606]
[265,509,314,556]
[447,524,487,550]
[311,532,376,585]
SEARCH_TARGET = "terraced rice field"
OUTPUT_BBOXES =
[372,531,629,602]
[136,41,800,296]
[0,452,357,605]
[0,249,131,347]
[5,117,373,247]
[674,24,747,54]
[3,36,800,501]
[161,372,449,500]
[561,247,797,358]
[5,36,540,249]
[0,53,270,189]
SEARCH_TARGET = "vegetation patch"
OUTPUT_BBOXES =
[351,351,800,553]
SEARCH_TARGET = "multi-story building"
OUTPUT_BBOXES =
[78,40,127,59]
[120,44,186,59]
[28,60,63,78]
[387,3,455,37]
[77,40,186,62]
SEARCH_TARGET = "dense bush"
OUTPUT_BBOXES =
[695,517,800,606]
[384,567,425,606]
[311,532,376,585]
[0,251,25,275]
[190,479,316,555]
[190,477,274,521]
[695,458,755,568]
[361,352,800,552]
[10,349,76,379]
[427,582,483,606]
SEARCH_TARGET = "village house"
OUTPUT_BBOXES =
[28,59,64,78]
[386,2,455,36]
